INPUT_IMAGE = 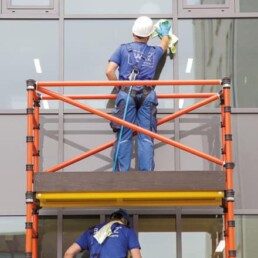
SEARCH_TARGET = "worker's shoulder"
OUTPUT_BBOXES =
[87,223,104,234]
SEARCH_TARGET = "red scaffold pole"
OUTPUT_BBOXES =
[221,78,236,258]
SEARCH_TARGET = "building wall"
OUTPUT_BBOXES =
[1,0,258,257]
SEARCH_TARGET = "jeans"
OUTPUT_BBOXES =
[112,89,158,171]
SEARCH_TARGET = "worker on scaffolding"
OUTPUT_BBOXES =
[106,16,171,171]
[64,208,142,258]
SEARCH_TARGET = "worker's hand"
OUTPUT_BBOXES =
[155,21,171,37]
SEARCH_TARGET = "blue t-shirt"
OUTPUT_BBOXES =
[109,42,163,90]
[75,222,141,258]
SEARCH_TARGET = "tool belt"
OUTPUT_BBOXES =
[121,86,153,110]
[121,86,152,97]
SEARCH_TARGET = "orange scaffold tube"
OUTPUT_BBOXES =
[38,86,223,168]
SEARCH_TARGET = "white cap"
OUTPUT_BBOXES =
[132,16,153,37]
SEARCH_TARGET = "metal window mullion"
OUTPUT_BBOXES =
[176,207,182,258]
[58,0,64,170]
[172,0,181,171]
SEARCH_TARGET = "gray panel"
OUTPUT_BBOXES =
[63,114,114,172]
[40,114,60,172]
[0,115,26,215]
[0,114,59,215]
[179,114,222,171]
[63,113,175,172]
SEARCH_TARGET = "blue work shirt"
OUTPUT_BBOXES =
[109,42,163,91]
[75,222,141,258]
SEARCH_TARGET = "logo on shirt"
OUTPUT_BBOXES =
[128,50,154,68]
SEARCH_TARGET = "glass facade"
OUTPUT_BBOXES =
[38,216,58,258]
[64,19,174,109]
[182,215,223,258]
[62,215,100,257]
[239,0,258,12]
[0,10,257,109]
[64,0,172,15]
[0,1,258,258]
[0,217,25,257]
[235,215,258,258]
[138,215,176,258]
[3,214,258,258]
[0,20,59,109]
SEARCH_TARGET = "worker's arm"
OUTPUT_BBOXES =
[64,243,82,258]
[159,35,170,53]
[130,248,142,258]
[106,61,119,80]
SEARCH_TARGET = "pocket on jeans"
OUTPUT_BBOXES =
[110,106,125,132]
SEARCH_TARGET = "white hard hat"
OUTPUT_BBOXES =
[132,16,153,37]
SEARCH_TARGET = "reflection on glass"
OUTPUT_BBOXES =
[65,0,172,15]
[11,0,50,6]
[235,215,258,258]
[138,215,176,258]
[182,215,223,258]
[185,0,226,5]
[239,0,258,12]
[0,20,59,109]
[178,19,233,108]
[38,216,57,258]
[63,215,99,257]
[0,216,25,257]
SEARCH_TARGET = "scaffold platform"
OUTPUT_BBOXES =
[34,171,225,207]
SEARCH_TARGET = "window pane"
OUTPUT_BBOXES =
[236,215,258,258]
[178,19,233,107]
[38,216,57,258]
[0,216,25,257]
[178,18,258,108]
[182,215,223,258]
[11,0,51,5]
[0,20,59,109]
[234,19,258,107]
[64,19,174,109]
[138,215,176,258]
[65,0,172,15]
[63,215,100,257]
[239,0,258,12]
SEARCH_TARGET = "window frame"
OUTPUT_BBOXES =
[178,0,235,17]
[2,0,58,14]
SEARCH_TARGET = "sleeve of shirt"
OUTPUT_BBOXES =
[127,228,141,250]
[155,45,165,60]
[108,45,122,65]
[75,229,91,251]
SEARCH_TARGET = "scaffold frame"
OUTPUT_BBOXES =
[26,78,236,258]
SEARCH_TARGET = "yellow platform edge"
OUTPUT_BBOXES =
[36,191,224,208]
